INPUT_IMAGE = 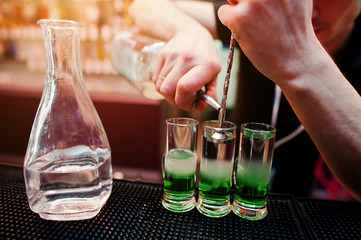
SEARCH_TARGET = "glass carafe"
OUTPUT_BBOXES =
[23,19,113,221]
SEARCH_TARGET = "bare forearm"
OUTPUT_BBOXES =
[129,0,216,41]
[174,0,218,38]
[280,49,361,200]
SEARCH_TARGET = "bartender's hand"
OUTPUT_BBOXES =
[153,27,221,111]
[129,0,221,111]
[218,0,320,86]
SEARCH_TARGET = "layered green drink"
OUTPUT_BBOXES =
[162,117,198,213]
[234,161,271,205]
[233,122,276,220]
[162,149,197,212]
[197,121,236,218]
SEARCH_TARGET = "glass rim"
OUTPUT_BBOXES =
[166,117,199,127]
[203,120,236,131]
[37,19,83,29]
[241,122,276,138]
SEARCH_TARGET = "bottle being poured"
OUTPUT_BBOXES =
[111,30,221,111]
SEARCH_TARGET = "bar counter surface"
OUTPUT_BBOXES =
[1,164,361,240]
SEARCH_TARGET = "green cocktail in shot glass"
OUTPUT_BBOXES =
[162,117,198,213]
[197,120,236,218]
[233,122,276,220]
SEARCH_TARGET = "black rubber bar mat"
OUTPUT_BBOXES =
[0,165,311,239]
[297,198,361,240]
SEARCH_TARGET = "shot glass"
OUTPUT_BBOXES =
[233,122,276,220]
[162,117,199,213]
[197,120,237,218]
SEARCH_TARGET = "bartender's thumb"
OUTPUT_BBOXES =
[217,3,239,35]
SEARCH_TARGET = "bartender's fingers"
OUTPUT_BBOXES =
[153,49,179,94]
[153,54,166,92]
[157,61,190,106]
[155,70,172,94]
[155,47,202,105]
[217,3,242,41]
[164,54,220,111]
[176,66,218,112]
[152,54,165,84]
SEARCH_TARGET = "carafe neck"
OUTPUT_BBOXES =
[38,19,82,80]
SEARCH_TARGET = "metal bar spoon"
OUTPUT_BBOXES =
[218,34,236,128]
[212,34,237,163]
[196,34,236,119]
[199,34,236,141]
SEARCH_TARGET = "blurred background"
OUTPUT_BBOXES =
[0,0,238,182]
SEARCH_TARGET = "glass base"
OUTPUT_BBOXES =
[162,192,195,213]
[196,196,231,218]
[232,200,267,220]
[30,195,110,221]
[39,209,101,221]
